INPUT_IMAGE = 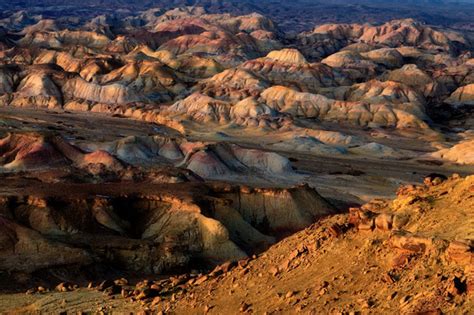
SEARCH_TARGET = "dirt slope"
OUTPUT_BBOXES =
[164,174,473,314]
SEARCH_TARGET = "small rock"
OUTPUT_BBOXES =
[375,213,393,231]
[269,266,279,276]
[307,240,320,252]
[328,223,343,237]
[238,259,249,269]
[121,288,130,298]
[446,240,473,265]
[279,259,290,272]
[387,292,397,300]
[390,231,432,253]
[150,296,162,306]
[204,304,213,313]
[359,298,373,308]
[55,282,71,292]
[220,261,236,273]
[239,302,251,312]
[399,295,411,306]
[136,280,150,290]
[194,275,208,285]
[447,276,467,296]
[382,273,395,284]
[97,280,114,291]
[114,278,128,286]
[135,288,159,300]
[210,269,223,277]
[358,216,375,231]
[424,173,447,186]
[288,249,300,261]
[170,276,187,286]
[103,285,121,296]
[25,288,36,295]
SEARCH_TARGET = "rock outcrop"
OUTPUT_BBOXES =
[384,64,442,98]
[266,48,308,65]
[313,19,468,54]
[445,84,474,107]
[11,73,63,108]
[0,132,123,172]
[429,140,474,165]
[260,86,428,128]
[0,180,334,273]
[62,77,140,105]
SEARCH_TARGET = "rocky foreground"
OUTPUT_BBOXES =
[0,174,472,313]
[169,174,474,314]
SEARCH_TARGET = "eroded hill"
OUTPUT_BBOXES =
[0,3,473,314]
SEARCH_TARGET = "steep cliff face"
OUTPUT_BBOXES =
[0,131,334,274]
[0,181,334,274]
[0,67,17,95]
[0,216,92,273]
[62,77,141,105]
[217,184,336,234]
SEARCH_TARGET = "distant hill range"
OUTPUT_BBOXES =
[1,0,474,32]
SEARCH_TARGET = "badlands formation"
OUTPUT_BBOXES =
[0,2,473,314]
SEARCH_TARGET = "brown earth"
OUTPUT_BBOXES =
[0,4,473,314]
